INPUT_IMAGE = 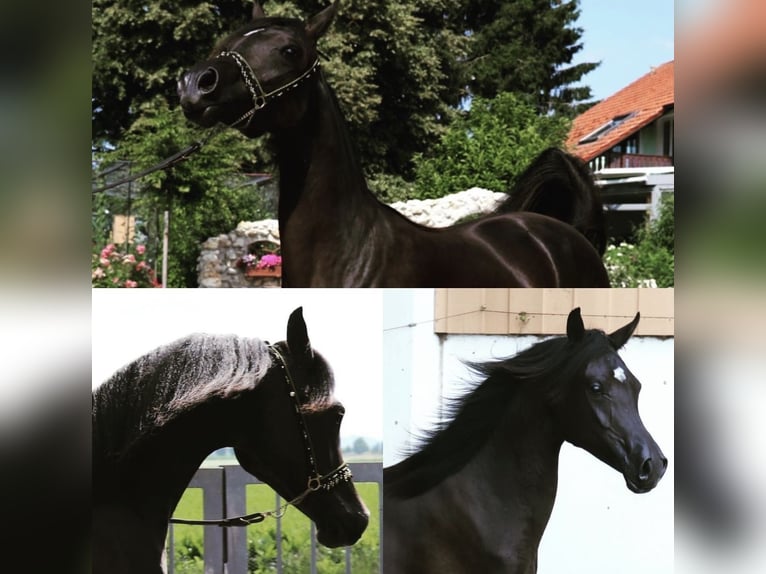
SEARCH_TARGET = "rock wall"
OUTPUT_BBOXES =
[197,188,507,287]
[197,220,280,288]
[390,187,506,227]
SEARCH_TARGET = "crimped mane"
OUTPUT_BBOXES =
[92,334,272,462]
[384,328,616,498]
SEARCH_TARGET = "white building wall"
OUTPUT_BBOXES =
[383,290,673,574]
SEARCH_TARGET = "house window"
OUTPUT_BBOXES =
[578,112,636,145]
[611,134,639,155]
[662,119,674,157]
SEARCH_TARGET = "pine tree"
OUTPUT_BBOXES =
[458,0,599,116]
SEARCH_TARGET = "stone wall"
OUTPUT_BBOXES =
[389,187,506,227]
[198,220,280,288]
[197,187,507,287]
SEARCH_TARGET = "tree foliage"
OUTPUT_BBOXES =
[412,92,570,198]
[93,0,469,177]
[91,0,263,147]
[93,0,596,171]
[457,0,599,115]
[93,98,272,287]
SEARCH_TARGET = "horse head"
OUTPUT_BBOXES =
[555,308,668,493]
[231,307,369,547]
[178,2,336,137]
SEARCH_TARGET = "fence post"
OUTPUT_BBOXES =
[223,466,251,574]
[182,468,226,574]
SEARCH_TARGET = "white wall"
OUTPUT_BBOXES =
[383,290,673,574]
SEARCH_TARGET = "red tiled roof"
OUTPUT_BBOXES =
[566,61,674,162]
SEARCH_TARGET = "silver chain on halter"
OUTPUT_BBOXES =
[218,49,321,128]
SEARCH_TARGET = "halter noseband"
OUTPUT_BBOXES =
[217,49,320,128]
[170,344,352,528]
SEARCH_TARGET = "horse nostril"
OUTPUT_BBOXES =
[197,67,219,94]
[661,456,668,470]
[639,458,653,481]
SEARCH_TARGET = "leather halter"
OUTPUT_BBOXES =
[218,49,320,128]
[170,345,352,527]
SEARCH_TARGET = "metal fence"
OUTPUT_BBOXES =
[167,462,382,574]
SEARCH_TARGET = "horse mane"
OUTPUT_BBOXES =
[498,147,606,255]
[384,328,615,498]
[92,334,272,463]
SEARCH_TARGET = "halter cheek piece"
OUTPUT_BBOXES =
[269,346,353,504]
[170,345,352,528]
[217,49,321,128]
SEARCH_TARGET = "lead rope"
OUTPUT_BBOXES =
[169,346,352,528]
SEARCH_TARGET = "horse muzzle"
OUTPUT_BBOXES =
[178,60,244,126]
[315,506,370,548]
[624,442,668,493]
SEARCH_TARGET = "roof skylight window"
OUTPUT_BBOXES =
[578,112,636,145]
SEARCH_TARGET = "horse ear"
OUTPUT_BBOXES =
[286,307,313,358]
[305,2,338,42]
[566,307,585,342]
[252,2,265,19]
[609,312,640,349]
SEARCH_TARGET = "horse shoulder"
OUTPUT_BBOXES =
[92,504,165,574]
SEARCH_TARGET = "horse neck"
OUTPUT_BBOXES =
[389,393,564,572]
[273,76,386,284]
[97,401,238,548]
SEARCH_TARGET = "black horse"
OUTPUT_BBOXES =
[384,308,667,573]
[178,3,609,287]
[92,308,369,574]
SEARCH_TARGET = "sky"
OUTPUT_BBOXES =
[573,0,675,101]
[92,289,384,441]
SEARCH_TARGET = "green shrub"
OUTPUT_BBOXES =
[605,194,674,287]
[411,92,570,199]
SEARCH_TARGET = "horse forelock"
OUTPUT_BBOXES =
[93,334,272,460]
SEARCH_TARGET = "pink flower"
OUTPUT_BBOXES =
[92,268,105,279]
[122,254,136,264]
[257,254,282,269]
[100,244,116,258]
[136,261,147,271]
[136,244,146,255]
[124,280,138,288]
[99,257,110,267]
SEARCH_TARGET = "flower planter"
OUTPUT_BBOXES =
[245,265,282,278]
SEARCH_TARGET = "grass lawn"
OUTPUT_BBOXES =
[170,477,380,573]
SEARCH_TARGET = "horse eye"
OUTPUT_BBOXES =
[281,45,299,57]
[589,382,603,394]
